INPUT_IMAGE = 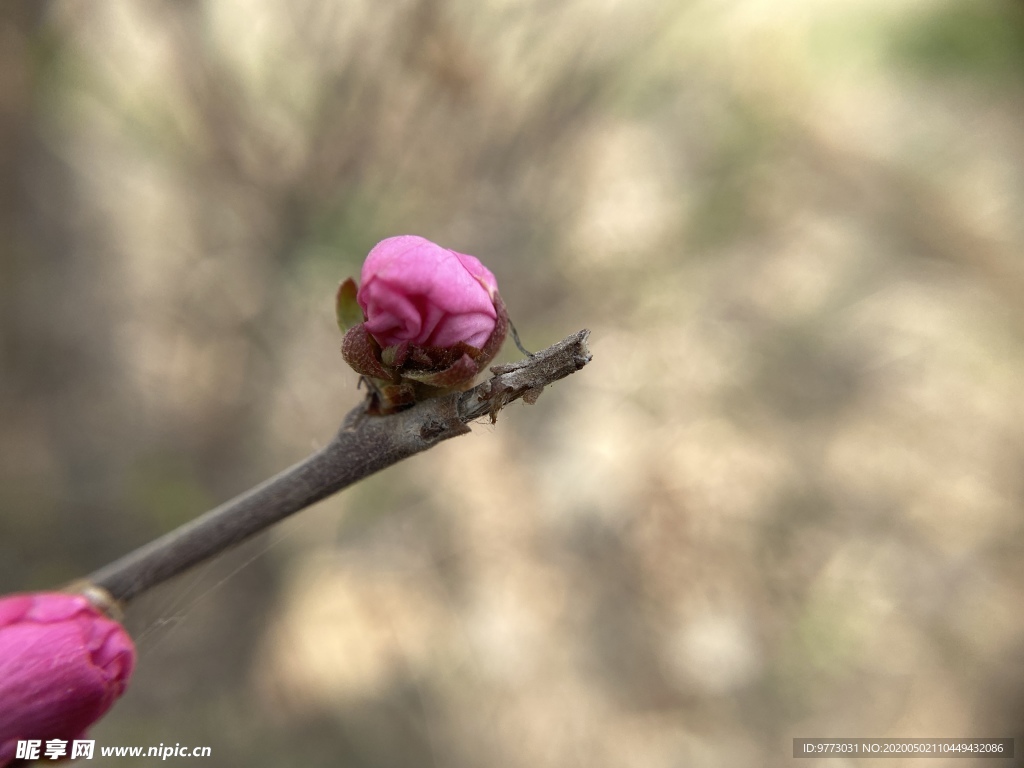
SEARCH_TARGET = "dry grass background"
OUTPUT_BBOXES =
[2,1,1024,766]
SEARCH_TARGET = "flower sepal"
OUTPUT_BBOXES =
[335,277,363,333]
[342,293,508,413]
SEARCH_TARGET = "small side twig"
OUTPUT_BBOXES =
[462,329,591,422]
[87,330,592,604]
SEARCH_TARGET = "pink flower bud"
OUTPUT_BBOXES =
[357,235,499,349]
[337,236,508,413]
[0,592,135,766]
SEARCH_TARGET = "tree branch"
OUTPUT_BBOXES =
[87,330,592,604]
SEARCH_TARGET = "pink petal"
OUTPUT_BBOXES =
[0,593,135,765]
[356,236,499,349]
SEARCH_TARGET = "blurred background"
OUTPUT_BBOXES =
[2,0,1024,766]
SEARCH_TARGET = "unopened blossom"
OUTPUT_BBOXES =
[358,235,499,349]
[0,592,135,766]
[337,235,508,412]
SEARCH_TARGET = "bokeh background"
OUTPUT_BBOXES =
[2,1,1024,766]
